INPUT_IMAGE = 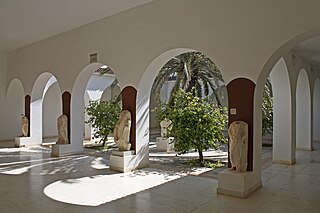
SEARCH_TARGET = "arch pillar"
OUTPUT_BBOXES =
[217,78,261,198]
[227,78,255,171]
[313,79,320,143]
[270,58,295,164]
[25,95,31,137]
[121,86,137,152]
[296,70,312,150]
[62,91,71,142]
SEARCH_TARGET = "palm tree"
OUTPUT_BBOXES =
[152,51,224,106]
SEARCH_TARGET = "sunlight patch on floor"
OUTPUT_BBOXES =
[44,168,184,206]
[90,157,109,170]
[0,155,89,175]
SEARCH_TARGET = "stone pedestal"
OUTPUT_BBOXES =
[217,169,262,198]
[15,137,39,147]
[51,144,82,157]
[156,137,174,152]
[110,150,135,172]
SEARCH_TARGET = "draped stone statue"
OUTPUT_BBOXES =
[57,115,68,144]
[114,110,131,151]
[21,116,29,137]
[229,121,248,172]
[160,119,172,138]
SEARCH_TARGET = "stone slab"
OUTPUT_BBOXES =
[15,137,40,147]
[217,169,262,198]
[110,150,136,172]
[51,144,83,157]
[156,137,174,152]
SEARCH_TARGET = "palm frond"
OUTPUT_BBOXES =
[151,51,225,105]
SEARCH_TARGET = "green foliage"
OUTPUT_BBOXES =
[152,51,224,106]
[154,89,228,164]
[262,78,273,136]
[186,159,225,169]
[85,98,121,146]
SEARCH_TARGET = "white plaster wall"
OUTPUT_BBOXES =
[0,53,7,98]
[313,79,320,141]
[0,54,7,140]
[101,85,120,101]
[43,82,62,138]
[296,69,312,150]
[111,85,121,100]
[101,89,111,101]
[86,74,116,100]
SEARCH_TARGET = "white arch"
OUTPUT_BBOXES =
[255,29,320,162]
[270,58,295,164]
[30,73,59,144]
[296,69,312,150]
[254,30,320,172]
[70,63,114,153]
[43,81,62,139]
[136,48,194,166]
[313,78,320,142]
[83,77,120,142]
[6,78,25,99]
[136,48,228,166]
[2,79,25,141]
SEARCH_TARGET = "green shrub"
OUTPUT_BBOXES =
[85,98,121,146]
[154,89,228,165]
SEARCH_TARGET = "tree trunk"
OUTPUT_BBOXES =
[198,149,204,166]
[102,136,107,147]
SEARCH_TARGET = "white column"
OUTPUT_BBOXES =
[296,69,312,151]
[313,79,320,143]
[270,58,295,164]
[30,99,43,144]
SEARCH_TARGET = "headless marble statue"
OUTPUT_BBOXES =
[21,116,29,137]
[229,121,248,172]
[114,110,131,151]
[57,115,69,144]
[160,119,172,138]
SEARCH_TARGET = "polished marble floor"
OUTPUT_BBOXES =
[0,144,319,213]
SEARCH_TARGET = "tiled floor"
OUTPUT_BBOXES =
[0,144,319,213]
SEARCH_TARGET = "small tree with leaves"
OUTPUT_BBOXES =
[85,97,121,147]
[154,89,228,165]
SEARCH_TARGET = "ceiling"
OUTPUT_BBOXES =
[0,0,153,53]
[1,0,320,70]
[292,36,320,70]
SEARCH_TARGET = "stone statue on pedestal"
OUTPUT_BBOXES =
[21,116,29,137]
[114,110,131,151]
[160,119,172,138]
[229,121,248,172]
[57,115,69,144]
